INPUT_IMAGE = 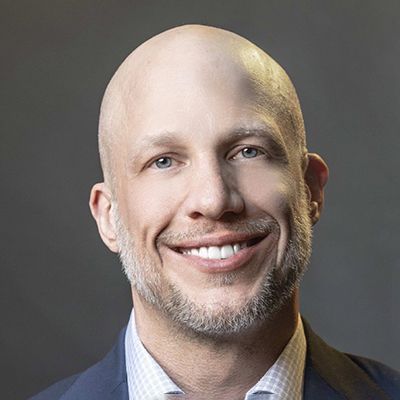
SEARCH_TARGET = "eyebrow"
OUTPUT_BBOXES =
[130,125,289,164]
[135,131,186,149]
[222,126,289,162]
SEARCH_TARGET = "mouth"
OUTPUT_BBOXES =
[171,235,267,261]
[163,231,275,274]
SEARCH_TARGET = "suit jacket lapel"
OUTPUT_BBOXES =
[302,319,390,400]
[61,328,129,400]
[61,320,392,400]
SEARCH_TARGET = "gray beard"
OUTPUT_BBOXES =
[112,186,312,338]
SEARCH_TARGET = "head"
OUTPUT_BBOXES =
[89,25,328,337]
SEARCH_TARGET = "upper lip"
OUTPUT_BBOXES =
[167,232,270,250]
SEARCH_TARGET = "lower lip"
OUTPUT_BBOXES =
[166,236,272,274]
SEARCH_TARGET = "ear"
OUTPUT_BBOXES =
[89,183,119,253]
[304,153,329,225]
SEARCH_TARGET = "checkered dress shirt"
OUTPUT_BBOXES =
[125,310,306,400]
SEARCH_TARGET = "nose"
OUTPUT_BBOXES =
[183,160,245,221]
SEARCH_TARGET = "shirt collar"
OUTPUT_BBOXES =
[125,309,306,400]
[125,310,183,400]
[245,316,306,399]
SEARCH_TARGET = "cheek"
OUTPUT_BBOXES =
[121,179,184,242]
[237,166,293,215]
[238,167,296,261]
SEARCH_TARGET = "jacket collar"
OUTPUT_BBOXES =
[62,319,390,400]
[61,328,128,400]
[302,318,390,400]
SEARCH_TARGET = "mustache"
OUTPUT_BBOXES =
[156,217,280,247]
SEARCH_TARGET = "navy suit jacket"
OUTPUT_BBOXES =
[30,320,400,399]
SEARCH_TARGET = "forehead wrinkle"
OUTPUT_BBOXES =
[132,131,187,153]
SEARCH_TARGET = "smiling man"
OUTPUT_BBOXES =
[32,25,400,400]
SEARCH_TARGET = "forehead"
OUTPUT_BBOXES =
[121,54,292,147]
[102,37,304,178]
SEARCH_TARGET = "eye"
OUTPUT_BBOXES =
[231,146,265,160]
[153,157,173,169]
[241,147,260,158]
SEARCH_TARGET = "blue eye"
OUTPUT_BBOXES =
[154,157,172,169]
[241,147,259,158]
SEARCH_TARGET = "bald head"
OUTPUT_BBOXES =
[98,25,306,188]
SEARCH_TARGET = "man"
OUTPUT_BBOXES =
[32,25,399,399]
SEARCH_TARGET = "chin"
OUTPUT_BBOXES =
[157,267,294,338]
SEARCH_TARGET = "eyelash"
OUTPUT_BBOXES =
[230,146,266,160]
[148,154,180,170]
[149,146,267,170]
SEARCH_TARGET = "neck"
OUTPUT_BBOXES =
[132,290,299,400]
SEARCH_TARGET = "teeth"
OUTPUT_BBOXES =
[221,244,234,259]
[199,247,208,258]
[208,246,221,259]
[181,242,246,259]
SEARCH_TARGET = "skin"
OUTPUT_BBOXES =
[89,25,328,399]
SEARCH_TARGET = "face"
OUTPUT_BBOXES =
[107,58,313,336]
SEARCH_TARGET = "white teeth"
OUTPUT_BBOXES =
[208,246,221,259]
[199,247,208,258]
[221,244,234,259]
[182,242,246,259]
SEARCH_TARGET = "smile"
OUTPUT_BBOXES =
[174,236,266,260]
[165,232,274,274]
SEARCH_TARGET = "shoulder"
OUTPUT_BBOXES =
[347,353,400,398]
[28,327,128,400]
[29,374,80,400]
[302,318,400,399]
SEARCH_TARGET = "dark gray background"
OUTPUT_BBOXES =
[1,1,399,399]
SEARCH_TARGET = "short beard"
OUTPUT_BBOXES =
[112,185,312,338]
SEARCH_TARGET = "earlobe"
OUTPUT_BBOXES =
[304,153,329,225]
[89,183,119,253]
